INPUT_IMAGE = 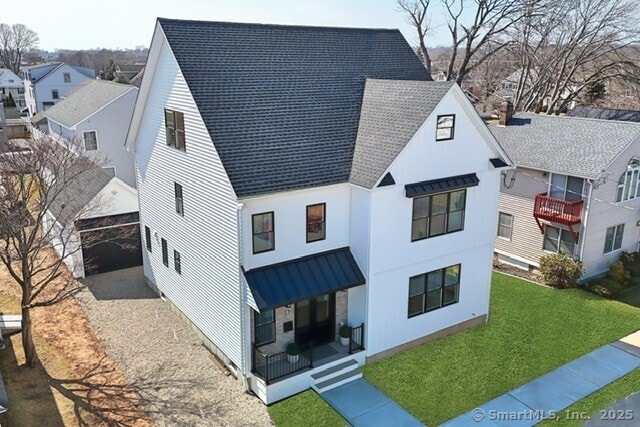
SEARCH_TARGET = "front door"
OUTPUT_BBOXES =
[295,293,335,345]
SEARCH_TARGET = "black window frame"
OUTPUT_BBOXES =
[164,109,186,151]
[161,238,168,266]
[252,212,275,254]
[408,264,461,318]
[174,250,181,274]
[411,189,466,242]
[497,212,513,240]
[306,203,326,243]
[145,226,152,252]
[604,224,624,254]
[436,114,455,141]
[174,182,184,216]
[51,89,59,99]
[254,309,276,346]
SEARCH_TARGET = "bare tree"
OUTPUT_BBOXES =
[510,0,640,114]
[398,0,546,83]
[0,23,39,73]
[0,137,120,366]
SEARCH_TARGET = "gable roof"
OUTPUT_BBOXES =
[0,69,22,88]
[43,80,135,128]
[350,79,453,188]
[489,113,640,178]
[158,18,431,198]
[26,62,96,83]
[568,106,640,123]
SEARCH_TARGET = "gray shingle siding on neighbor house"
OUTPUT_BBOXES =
[568,106,640,123]
[489,113,640,179]
[350,79,453,188]
[158,18,431,197]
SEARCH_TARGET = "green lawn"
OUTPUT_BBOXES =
[614,285,640,308]
[269,272,640,426]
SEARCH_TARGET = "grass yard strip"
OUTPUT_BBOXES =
[362,272,640,425]
[269,273,640,426]
[614,285,640,308]
[267,389,347,427]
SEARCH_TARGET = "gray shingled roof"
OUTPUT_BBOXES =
[489,113,640,178]
[350,79,453,188]
[568,106,640,123]
[44,80,134,128]
[158,18,431,197]
[48,159,113,224]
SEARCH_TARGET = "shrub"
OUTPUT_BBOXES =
[620,251,640,286]
[539,253,582,289]
[339,325,352,339]
[285,343,300,356]
[606,261,630,288]
[582,280,613,298]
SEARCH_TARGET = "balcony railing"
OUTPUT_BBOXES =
[349,323,365,354]
[252,342,314,384]
[533,193,583,225]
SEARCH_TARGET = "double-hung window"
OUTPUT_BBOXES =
[252,212,274,253]
[145,226,152,252]
[174,250,181,274]
[497,212,513,240]
[604,224,624,254]
[174,183,184,216]
[164,109,186,150]
[408,264,460,317]
[51,89,59,99]
[412,190,466,241]
[254,310,275,346]
[83,131,98,151]
[161,238,168,266]
[543,225,575,256]
[436,114,455,141]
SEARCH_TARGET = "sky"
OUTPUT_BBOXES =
[2,0,453,51]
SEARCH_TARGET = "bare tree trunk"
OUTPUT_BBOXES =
[21,281,39,367]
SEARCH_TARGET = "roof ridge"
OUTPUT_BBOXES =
[157,17,400,33]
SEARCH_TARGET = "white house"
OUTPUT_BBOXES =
[126,18,511,404]
[0,68,25,109]
[491,104,640,279]
[43,80,138,188]
[21,62,95,116]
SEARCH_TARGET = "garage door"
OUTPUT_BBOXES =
[80,223,143,276]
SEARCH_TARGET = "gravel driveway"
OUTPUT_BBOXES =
[76,267,272,427]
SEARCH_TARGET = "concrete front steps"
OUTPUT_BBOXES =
[311,358,362,393]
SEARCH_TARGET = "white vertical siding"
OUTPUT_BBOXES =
[135,38,243,366]
[494,167,549,266]
[580,136,640,278]
[364,89,498,356]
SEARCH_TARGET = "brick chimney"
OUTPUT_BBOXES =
[498,100,514,126]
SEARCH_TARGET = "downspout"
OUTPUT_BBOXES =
[578,180,593,266]
[236,201,249,392]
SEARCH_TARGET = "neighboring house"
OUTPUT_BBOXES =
[129,67,145,88]
[115,64,145,82]
[0,68,25,109]
[44,163,142,278]
[126,18,510,404]
[43,80,138,188]
[21,62,96,116]
[568,106,640,123]
[491,102,640,279]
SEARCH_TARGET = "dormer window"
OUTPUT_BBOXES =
[436,114,455,141]
[164,109,186,150]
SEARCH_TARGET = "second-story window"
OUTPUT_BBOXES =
[51,89,59,99]
[174,182,184,216]
[63,73,71,83]
[617,157,640,202]
[83,131,98,151]
[174,250,181,274]
[436,114,455,141]
[412,190,466,241]
[164,109,186,150]
[252,212,274,254]
[306,203,326,243]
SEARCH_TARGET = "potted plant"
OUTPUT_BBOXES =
[339,325,352,346]
[286,342,300,363]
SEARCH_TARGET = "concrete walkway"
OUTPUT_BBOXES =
[320,378,424,426]
[443,331,640,426]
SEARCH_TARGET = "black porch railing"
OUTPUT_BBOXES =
[349,323,365,354]
[252,342,314,384]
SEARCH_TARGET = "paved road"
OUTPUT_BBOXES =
[76,267,272,427]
